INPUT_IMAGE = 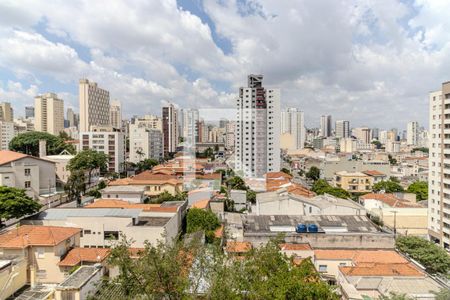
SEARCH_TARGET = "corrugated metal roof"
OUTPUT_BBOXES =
[33,208,142,220]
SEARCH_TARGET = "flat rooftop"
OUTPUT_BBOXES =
[101,185,146,193]
[242,215,380,234]
[14,285,55,300]
[58,266,100,289]
[137,217,172,226]
[30,208,142,220]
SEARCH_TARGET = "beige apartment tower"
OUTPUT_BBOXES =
[0,102,13,122]
[110,100,122,129]
[34,93,64,135]
[79,79,110,132]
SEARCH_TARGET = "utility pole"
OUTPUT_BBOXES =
[391,210,397,238]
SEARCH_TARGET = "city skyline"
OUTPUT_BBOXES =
[0,1,449,128]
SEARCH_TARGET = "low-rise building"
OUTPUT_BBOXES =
[100,185,146,203]
[230,190,247,211]
[0,256,27,300]
[254,188,366,216]
[54,265,103,300]
[239,214,394,249]
[129,123,163,164]
[333,171,373,193]
[360,193,427,236]
[0,225,81,285]
[0,121,15,150]
[0,150,56,199]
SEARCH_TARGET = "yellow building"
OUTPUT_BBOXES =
[333,171,373,193]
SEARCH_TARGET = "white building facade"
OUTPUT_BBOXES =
[0,121,15,150]
[407,121,419,146]
[335,120,350,138]
[34,93,65,135]
[281,107,305,150]
[129,123,163,163]
[235,74,280,178]
[79,79,110,132]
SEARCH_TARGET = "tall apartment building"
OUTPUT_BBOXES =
[110,100,122,129]
[34,93,65,135]
[281,107,305,150]
[66,108,78,128]
[235,74,280,178]
[335,120,350,138]
[352,127,371,144]
[371,127,379,140]
[320,115,332,137]
[225,121,235,149]
[0,102,13,122]
[162,104,178,154]
[25,106,35,119]
[79,79,110,132]
[407,121,419,146]
[181,108,199,144]
[80,126,125,173]
[129,123,163,163]
[0,121,15,150]
[429,81,450,248]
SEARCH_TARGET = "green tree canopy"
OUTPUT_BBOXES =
[64,170,86,207]
[135,158,159,173]
[149,191,187,204]
[94,237,338,299]
[67,149,108,186]
[9,131,74,156]
[0,186,42,226]
[306,166,320,181]
[312,179,351,199]
[373,180,404,193]
[186,208,220,242]
[406,181,428,201]
[280,167,291,176]
[225,176,247,191]
[396,236,450,274]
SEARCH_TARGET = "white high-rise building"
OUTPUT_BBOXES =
[235,74,280,178]
[0,121,15,150]
[129,123,163,163]
[335,120,350,138]
[320,115,332,137]
[181,109,199,144]
[225,121,235,149]
[80,126,125,173]
[134,115,162,131]
[162,104,178,154]
[429,81,450,248]
[110,100,122,130]
[281,108,305,150]
[34,93,64,135]
[407,121,419,146]
[79,79,110,132]
[66,108,78,128]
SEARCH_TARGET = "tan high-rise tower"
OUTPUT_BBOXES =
[79,79,110,132]
[110,100,122,129]
[34,93,64,135]
[0,102,13,122]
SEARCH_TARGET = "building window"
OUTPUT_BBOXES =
[84,230,92,234]
[25,168,31,176]
[319,265,327,272]
[104,231,119,240]
[25,181,31,188]
[37,247,45,259]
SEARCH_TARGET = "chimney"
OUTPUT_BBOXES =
[39,140,47,158]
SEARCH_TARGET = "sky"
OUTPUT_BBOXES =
[0,0,450,129]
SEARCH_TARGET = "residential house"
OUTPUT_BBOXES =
[333,171,373,194]
[100,185,146,203]
[109,172,183,197]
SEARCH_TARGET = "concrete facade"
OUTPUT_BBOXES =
[79,79,110,132]
[34,93,64,135]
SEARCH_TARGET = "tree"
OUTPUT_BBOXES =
[225,176,247,191]
[281,167,291,176]
[411,147,429,154]
[373,180,404,193]
[388,154,397,165]
[246,189,256,204]
[407,181,428,201]
[149,191,187,204]
[186,208,220,243]
[65,170,86,207]
[379,292,414,300]
[67,149,108,186]
[371,140,382,149]
[433,289,450,300]
[396,236,450,274]
[9,131,75,156]
[94,237,338,299]
[0,186,42,226]
[58,131,72,141]
[135,158,159,173]
[306,166,320,181]
[312,179,351,199]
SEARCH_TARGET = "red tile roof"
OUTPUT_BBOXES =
[340,262,423,276]
[360,193,421,208]
[362,170,386,176]
[85,199,179,212]
[0,150,29,165]
[226,241,252,253]
[279,243,312,251]
[58,247,110,267]
[0,225,81,249]
[314,250,408,264]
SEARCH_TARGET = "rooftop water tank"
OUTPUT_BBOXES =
[295,224,307,233]
[307,224,318,233]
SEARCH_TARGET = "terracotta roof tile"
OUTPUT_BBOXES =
[340,262,423,276]
[85,199,178,212]
[314,250,408,264]
[280,243,312,251]
[0,150,29,165]
[191,199,210,209]
[226,241,252,253]
[0,225,81,249]
[58,247,110,267]
[266,171,293,179]
[360,193,421,208]
[362,170,386,176]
